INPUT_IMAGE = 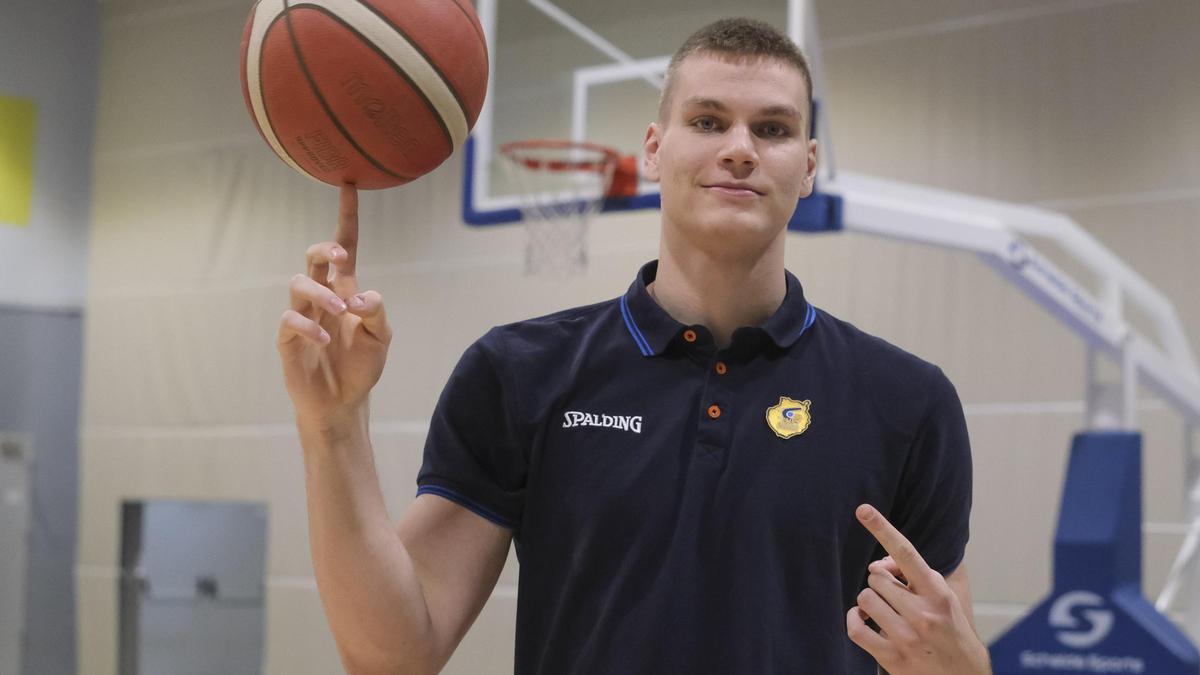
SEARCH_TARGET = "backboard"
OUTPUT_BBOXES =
[462,0,843,232]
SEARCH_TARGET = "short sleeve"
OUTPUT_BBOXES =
[886,367,972,576]
[416,332,527,531]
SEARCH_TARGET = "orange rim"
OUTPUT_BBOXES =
[499,139,621,174]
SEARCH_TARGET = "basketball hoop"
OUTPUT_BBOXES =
[499,139,634,277]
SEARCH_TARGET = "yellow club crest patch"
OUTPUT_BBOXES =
[765,397,812,439]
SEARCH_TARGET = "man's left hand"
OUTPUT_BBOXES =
[846,504,991,675]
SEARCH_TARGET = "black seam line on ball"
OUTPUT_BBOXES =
[291,1,454,155]
[446,0,488,57]
[259,11,315,176]
[290,1,453,152]
[283,0,417,182]
[352,0,471,138]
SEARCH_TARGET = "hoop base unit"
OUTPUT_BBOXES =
[990,432,1200,674]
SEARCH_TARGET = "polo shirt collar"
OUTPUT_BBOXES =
[619,260,817,357]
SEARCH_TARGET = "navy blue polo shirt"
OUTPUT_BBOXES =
[416,260,972,675]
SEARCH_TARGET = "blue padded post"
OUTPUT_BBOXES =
[990,431,1199,674]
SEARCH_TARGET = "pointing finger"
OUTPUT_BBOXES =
[334,184,359,292]
[856,504,935,589]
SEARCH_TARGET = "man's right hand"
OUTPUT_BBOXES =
[277,184,392,430]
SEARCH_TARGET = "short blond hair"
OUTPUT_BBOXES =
[658,18,813,123]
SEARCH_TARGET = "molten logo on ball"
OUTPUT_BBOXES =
[341,72,421,158]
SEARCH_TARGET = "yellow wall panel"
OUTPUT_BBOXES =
[0,94,36,227]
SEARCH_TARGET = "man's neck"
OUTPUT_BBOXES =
[649,237,788,350]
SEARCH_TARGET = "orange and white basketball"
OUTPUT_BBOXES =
[239,0,489,189]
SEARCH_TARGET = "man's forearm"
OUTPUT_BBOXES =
[300,409,437,675]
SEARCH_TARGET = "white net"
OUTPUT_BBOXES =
[499,141,619,277]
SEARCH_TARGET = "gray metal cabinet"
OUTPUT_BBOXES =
[119,500,268,675]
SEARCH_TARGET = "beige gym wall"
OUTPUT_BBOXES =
[80,0,1199,673]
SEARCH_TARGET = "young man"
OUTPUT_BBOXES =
[278,18,992,675]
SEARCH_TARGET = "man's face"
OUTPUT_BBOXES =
[643,53,817,255]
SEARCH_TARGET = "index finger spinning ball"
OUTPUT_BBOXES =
[239,0,488,189]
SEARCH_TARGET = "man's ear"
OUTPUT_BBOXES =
[798,137,818,198]
[642,122,662,183]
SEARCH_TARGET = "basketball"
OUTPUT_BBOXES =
[239,0,489,189]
